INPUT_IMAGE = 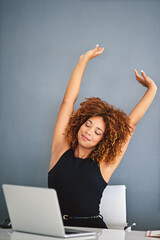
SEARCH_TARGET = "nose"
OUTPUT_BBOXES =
[86,128,92,136]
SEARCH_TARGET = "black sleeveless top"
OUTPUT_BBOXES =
[48,148,107,217]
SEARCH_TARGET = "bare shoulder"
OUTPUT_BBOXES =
[49,145,71,172]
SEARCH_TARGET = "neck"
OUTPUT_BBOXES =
[74,145,94,159]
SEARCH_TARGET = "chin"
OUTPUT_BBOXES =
[78,139,96,150]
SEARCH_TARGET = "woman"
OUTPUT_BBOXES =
[48,44,157,228]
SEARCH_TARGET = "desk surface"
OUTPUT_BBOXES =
[0,228,149,240]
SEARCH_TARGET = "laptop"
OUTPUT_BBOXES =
[2,184,97,238]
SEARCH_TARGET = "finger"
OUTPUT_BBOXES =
[93,44,100,54]
[134,69,138,75]
[134,69,144,81]
[95,44,99,49]
[98,47,104,52]
[95,44,104,51]
[134,69,141,77]
[141,70,147,78]
[96,50,104,57]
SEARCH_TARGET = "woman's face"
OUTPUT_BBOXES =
[77,116,106,150]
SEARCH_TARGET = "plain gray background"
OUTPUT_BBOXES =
[0,0,160,231]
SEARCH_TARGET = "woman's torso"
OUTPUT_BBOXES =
[48,148,108,217]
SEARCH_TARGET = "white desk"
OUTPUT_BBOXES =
[0,228,149,240]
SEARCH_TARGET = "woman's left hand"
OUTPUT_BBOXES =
[134,69,157,89]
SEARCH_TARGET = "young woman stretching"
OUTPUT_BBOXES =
[48,44,157,228]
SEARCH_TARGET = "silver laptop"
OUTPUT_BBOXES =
[2,184,97,238]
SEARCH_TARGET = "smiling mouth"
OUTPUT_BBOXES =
[82,134,90,141]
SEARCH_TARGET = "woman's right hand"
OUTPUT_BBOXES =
[80,44,104,61]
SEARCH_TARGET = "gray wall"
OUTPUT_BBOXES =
[0,0,160,231]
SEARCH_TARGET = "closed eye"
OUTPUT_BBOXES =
[86,123,101,135]
[95,131,101,135]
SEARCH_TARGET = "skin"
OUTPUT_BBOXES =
[74,116,106,159]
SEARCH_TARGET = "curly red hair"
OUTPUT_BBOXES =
[64,97,133,164]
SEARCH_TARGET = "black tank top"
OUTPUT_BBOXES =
[48,148,107,217]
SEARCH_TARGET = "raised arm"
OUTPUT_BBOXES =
[63,44,104,103]
[128,70,157,127]
[101,70,157,181]
[49,45,104,170]
[63,55,88,104]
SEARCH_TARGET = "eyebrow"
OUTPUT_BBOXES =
[87,120,104,133]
